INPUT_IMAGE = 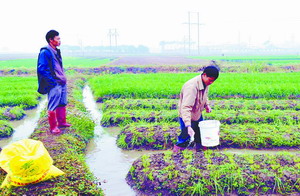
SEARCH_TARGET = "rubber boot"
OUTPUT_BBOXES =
[48,111,61,134]
[56,106,72,128]
[195,142,207,152]
[173,145,185,153]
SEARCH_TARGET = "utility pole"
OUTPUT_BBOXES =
[78,37,84,57]
[183,12,203,55]
[188,12,191,55]
[108,28,118,52]
[197,12,200,55]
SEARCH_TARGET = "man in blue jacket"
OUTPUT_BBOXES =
[37,30,71,134]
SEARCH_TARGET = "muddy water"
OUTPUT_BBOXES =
[0,98,47,148]
[1,86,297,195]
[83,85,145,196]
[83,85,162,195]
[82,85,299,195]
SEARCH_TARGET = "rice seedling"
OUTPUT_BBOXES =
[89,72,300,101]
[0,120,14,137]
[102,109,300,127]
[127,151,300,195]
[102,98,300,111]
[0,77,40,108]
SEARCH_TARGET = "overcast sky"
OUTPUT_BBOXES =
[1,0,300,53]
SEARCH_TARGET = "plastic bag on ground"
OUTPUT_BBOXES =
[0,139,64,188]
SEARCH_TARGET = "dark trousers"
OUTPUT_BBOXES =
[47,84,67,111]
[176,116,203,148]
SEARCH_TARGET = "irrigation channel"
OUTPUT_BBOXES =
[83,85,166,196]
[0,86,298,195]
[82,85,299,195]
[83,85,139,196]
[0,98,47,148]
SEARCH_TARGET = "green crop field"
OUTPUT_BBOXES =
[0,55,299,195]
[89,72,300,101]
[91,62,299,195]
[0,77,40,108]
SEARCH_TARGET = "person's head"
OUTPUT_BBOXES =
[201,62,220,86]
[46,30,61,48]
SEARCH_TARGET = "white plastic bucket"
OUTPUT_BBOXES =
[199,120,220,147]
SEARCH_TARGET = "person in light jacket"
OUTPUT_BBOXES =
[37,30,71,134]
[173,63,219,152]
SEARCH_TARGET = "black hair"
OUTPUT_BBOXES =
[46,30,59,43]
[202,61,220,79]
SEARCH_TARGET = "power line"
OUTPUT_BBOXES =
[108,28,118,52]
[183,12,204,55]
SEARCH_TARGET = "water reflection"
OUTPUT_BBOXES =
[0,98,47,148]
[83,85,137,196]
[83,85,299,196]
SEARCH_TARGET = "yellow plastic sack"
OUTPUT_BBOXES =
[0,139,64,188]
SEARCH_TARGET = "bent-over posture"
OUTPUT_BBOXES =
[173,63,219,152]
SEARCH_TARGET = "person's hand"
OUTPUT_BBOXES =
[187,126,195,138]
[205,105,212,113]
